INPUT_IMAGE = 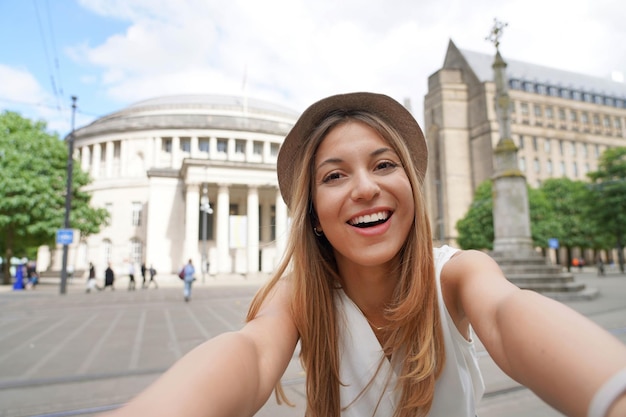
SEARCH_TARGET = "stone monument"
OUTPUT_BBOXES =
[486,19,597,300]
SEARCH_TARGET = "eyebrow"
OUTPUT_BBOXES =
[315,147,395,171]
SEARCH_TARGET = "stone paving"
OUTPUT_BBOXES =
[0,269,624,417]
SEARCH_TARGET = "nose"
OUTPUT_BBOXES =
[350,170,380,201]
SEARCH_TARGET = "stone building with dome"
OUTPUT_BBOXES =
[41,95,299,280]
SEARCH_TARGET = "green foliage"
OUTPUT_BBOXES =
[456,180,494,250]
[0,111,108,283]
[587,147,626,271]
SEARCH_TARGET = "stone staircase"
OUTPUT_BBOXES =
[490,251,599,301]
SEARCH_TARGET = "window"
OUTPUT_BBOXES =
[199,138,209,153]
[615,118,622,129]
[180,137,191,153]
[521,103,529,115]
[581,112,589,124]
[582,143,588,157]
[544,139,551,153]
[570,142,576,156]
[113,141,121,158]
[103,239,112,265]
[558,108,566,120]
[560,161,566,175]
[534,105,542,117]
[547,159,553,175]
[604,116,611,128]
[593,114,600,125]
[570,111,578,122]
[594,95,603,105]
[132,202,142,226]
[105,203,113,226]
[235,139,246,154]
[270,205,276,241]
[545,106,553,119]
[573,162,578,177]
[533,158,540,173]
[559,140,564,156]
[517,135,525,149]
[217,138,228,153]
[532,136,538,151]
[253,141,263,155]
[130,238,143,265]
[162,138,172,153]
[270,143,279,157]
[519,156,526,172]
[595,145,600,157]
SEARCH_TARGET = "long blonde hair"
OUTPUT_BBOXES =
[247,110,444,417]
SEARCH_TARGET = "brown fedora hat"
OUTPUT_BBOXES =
[277,92,428,208]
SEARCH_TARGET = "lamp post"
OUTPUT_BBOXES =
[200,186,213,283]
[60,96,77,295]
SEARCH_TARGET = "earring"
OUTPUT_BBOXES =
[313,227,323,237]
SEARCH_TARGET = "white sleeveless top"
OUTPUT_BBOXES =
[334,245,485,416]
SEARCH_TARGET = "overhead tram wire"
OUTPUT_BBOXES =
[32,0,62,112]
[44,0,65,99]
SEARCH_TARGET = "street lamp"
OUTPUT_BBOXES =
[200,186,213,283]
[60,96,77,295]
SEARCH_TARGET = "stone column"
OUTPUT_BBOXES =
[216,184,231,273]
[80,146,90,172]
[105,141,114,178]
[275,188,288,265]
[92,143,101,178]
[247,186,259,274]
[491,49,534,255]
[184,184,200,266]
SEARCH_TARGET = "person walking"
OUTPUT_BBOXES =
[147,264,158,289]
[86,262,101,293]
[127,261,136,291]
[103,263,115,290]
[141,263,147,289]
[182,259,195,302]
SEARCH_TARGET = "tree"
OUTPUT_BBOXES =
[0,111,108,284]
[538,178,595,270]
[456,180,494,250]
[587,146,626,272]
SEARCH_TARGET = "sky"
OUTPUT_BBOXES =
[1,0,625,138]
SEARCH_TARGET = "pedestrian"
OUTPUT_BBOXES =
[12,263,25,291]
[147,264,158,289]
[598,257,606,276]
[127,261,136,291]
[182,259,195,302]
[141,263,147,289]
[98,92,626,417]
[86,262,101,293]
[103,263,115,290]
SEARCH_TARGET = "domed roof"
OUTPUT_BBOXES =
[74,94,299,139]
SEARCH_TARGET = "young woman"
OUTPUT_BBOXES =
[101,92,626,417]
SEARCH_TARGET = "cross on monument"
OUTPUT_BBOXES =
[486,18,508,51]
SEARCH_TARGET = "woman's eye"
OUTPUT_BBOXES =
[376,160,398,170]
[322,172,342,183]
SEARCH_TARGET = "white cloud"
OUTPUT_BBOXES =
[53,0,626,126]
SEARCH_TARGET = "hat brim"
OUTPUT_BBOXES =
[277,92,427,208]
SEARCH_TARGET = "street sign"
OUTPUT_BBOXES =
[548,238,559,249]
[56,229,74,245]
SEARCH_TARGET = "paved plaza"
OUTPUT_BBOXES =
[0,269,625,417]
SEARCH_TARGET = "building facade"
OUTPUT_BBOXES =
[424,40,626,246]
[41,95,299,279]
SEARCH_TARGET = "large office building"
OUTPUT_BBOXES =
[41,95,299,279]
[424,40,626,247]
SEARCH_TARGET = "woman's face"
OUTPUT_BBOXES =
[312,120,415,270]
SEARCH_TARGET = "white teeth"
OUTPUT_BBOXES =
[350,211,389,225]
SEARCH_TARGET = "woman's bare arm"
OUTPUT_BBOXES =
[443,250,626,417]
[100,279,298,417]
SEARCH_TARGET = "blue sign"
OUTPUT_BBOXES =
[548,238,559,249]
[56,229,74,245]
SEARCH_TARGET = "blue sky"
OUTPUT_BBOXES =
[1,0,625,138]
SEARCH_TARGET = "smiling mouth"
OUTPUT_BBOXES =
[348,211,391,228]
